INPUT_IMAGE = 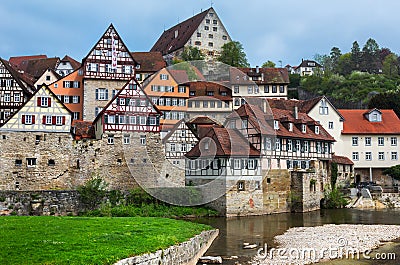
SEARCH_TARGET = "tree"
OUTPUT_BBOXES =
[361,38,380,73]
[261,60,276,68]
[383,165,400,181]
[331,162,338,189]
[336,53,353,76]
[217,41,250,67]
[330,47,342,73]
[351,41,361,71]
[382,53,400,77]
[181,46,204,61]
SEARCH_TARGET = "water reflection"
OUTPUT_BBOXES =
[196,209,400,264]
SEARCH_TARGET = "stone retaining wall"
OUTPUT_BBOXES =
[114,229,219,265]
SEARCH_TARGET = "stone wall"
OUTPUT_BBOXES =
[291,171,324,212]
[114,229,219,265]
[0,130,182,191]
[0,190,81,216]
[263,169,291,214]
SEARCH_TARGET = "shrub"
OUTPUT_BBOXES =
[323,188,348,209]
[77,177,108,210]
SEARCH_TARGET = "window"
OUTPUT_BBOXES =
[140,116,146,125]
[63,81,71,88]
[73,81,80,88]
[205,19,210,24]
[27,158,37,167]
[55,116,64,125]
[272,85,277,93]
[15,159,22,166]
[4,93,10,102]
[208,42,213,47]
[234,85,239,93]
[328,122,333,129]
[302,124,307,133]
[365,152,372,161]
[178,86,186,93]
[234,99,240,106]
[95,107,101,117]
[264,85,269,93]
[88,63,99,72]
[208,34,213,38]
[213,27,217,32]
[160,74,169,80]
[119,115,125,124]
[378,137,384,146]
[48,159,55,166]
[96,88,108,101]
[392,152,398,160]
[352,152,359,161]
[197,32,201,37]
[72,96,79,103]
[234,159,241,169]
[73,112,80,120]
[319,101,328,115]
[378,152,385,160]
[22,115,34,125]
[237,181,245,191]
[40,97,50,107]
[363,137,371,146]
[279,85,285,93]
[203,101,208,108]
[247,86,253,94]
[107,135,114,145]
[248,159,256,170]
[352,137,358,146]
[391,137,397,146]
[276,139,281,151]
[274,120,279,130]
[204,26,209,30]
[149,117,156,125]
[195,41,201,46]
[124,134,130,145]
[287,139,292,151]
[222,35,227,40]
[304,141,309,152]
[315,126,319,134]
[63,96,70,103]
[45,115,52,125]
[140,135,146,145]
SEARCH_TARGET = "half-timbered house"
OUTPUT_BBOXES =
[81,24,138,121]
[162,119,198,166]
[0,58,35,126]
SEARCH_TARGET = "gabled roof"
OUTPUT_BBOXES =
[150,8,211,55]
[161,119,198,144]
[185,127,260,158]
[60,55,81,70]
[15,57,60,79]
[130,52,166,73]
[339,109,400,135]
[93,77,162,124]
[0,57,34,94]
[299,96,345,120]
[332,155,354,165]
[9,55,47,67]
[82,23,138,66]
[186,81,232,101]
[238,67,290,84]
[71,120,95,140]
[298,59,322,68]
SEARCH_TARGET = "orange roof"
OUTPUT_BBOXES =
[131,52,166,73]
[339,109,400,135]
[332,155,354,165]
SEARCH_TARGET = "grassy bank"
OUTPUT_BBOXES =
[0,216,212,265]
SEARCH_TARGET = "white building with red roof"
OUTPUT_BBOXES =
[337,108,400,184]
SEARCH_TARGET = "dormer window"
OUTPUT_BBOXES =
[288,123,293,132]
[302,124,307,133]
[204,141,209,150]
[315,126,320,134]
[274,120,279,130]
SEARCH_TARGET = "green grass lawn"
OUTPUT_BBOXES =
[0,216,212,265]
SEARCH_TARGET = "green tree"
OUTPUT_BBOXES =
[336,53,353,76]
[331,162,338,189]
[181,46,204,61]
[369,91,400,118]
[217,41,250,67]
[382,53,400,77]
[351,41,361,71]
[314,53,333,76]
[330,47,342,73]
[361,38,380,73]
[77,177,108,210]
[383,165,400,181]
[261,60,276,68]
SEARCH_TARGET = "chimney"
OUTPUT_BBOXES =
[294,106,298,119]
[256,66,259,73]
[263,100,267,113]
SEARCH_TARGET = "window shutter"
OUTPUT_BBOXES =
[42,116,46,124]
[77,81,80,88]
[48,98,51,107]
[32,115,36,124]
[52,116,56,125]
[63,81,66,88]
[77,96,80,103]
[69,96,72,103]
[95,89,99,100]
[104,115,108,124]
[62,116,66,125]
[105,89,109,100]
[61,95,64,103]
[115,116,119,124]
[37,97,41,106]
[22,115,25,124]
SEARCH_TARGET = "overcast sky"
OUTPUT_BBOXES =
[1,0,399,67]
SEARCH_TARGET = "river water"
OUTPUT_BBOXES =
[196,209,400,264]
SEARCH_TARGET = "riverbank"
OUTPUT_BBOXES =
[253,224,400,264]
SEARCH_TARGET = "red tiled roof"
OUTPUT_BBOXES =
[15,57,60,79]
[238,67,290,84]
[131,52,166,73]
[9,55,47,68]
[339,109,400,134]
[0,58,34,93]
[150,8,211,55]
[185,127,260,158]
[332,155,354,165]
[168,69,190,84]
[188,116,219,125]
[61,55,81,70]
[186,81,232,101]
